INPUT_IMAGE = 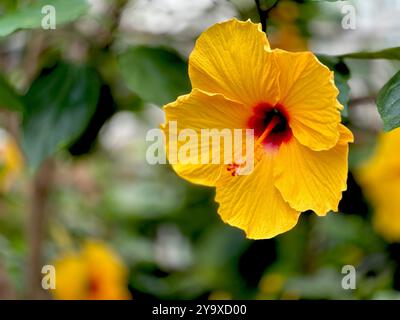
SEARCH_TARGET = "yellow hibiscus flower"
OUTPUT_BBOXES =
[52,241,131,300]
[162,19,353,239]
[357,128,400,242]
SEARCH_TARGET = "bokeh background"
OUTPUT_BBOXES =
[1,0,400,300]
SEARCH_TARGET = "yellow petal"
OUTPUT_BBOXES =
[337,123,354,144]
[83,241,131,300]
[273,49,341,151]
[215,154,300,239]
[162,89,252,186]
[53,253,88,300]
[274,124,353,215]
[83,241,128,283]
[189,19,280,106]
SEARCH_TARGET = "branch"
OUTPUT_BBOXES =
[0,263,16,299]
[255,0,279,32]
[349,95,376,107]
[26,159,55,299]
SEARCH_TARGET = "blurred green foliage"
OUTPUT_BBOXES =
[22,63,101,168]
[377,70,400,132]
[0,0,88,37]
[119,46,191,106]
[0,0,400,300]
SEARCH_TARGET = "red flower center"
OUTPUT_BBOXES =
[247,102,292,149]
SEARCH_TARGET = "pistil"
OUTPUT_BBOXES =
[256,115,280,145]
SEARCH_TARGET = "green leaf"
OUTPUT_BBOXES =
[22,63,101,169]
[0,0,89,37]
[318,55,350,116]
[118,46,191,106]
[0,0,19,12]
[376,70,400,131]
[339,47,400,60]
[68,85,116,156]
[0,74,23,112]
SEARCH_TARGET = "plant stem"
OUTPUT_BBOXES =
[0,263,16,299]
[349,95,376,107]
[255,0,279,33]
[255,0,267,32]
[26,159,55,299]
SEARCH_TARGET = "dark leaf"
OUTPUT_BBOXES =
[0,74,23,112]
[22,63,101,169]
[68,84,117,156]
[119,46,191,106]
[377,70,400,131]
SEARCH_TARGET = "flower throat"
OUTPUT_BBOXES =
[247,102,293,149]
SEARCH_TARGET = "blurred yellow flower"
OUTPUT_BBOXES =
[0,130,23,192]
[259,272,285,295]
[269,1,307,52]
[269,0,300,24]
[270,25,308,52]
[357,128,400,242]
[208,291,232,300]
[162,19,352,239]
[52,241,131,300]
